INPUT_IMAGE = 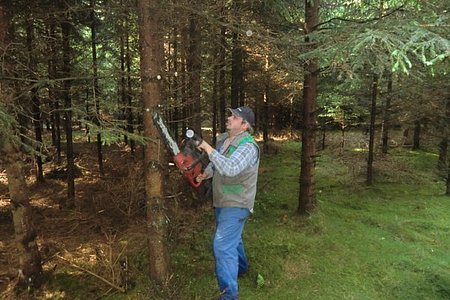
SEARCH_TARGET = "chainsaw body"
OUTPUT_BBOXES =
[173,142,204,188]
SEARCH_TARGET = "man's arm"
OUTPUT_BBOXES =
[199,141,258,177]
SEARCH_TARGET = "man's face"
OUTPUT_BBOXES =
[226,112,245,133]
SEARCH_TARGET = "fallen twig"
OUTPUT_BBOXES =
[56,254,125,293]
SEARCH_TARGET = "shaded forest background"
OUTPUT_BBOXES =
[0,0,449,298]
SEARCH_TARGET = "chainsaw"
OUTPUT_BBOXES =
[152,112,206,188]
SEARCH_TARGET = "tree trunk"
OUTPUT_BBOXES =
[126,19,135,152]
[412,120,421,150]
[90,0,104,176]
[212,39,219,145]
[180,26,188,131]
[298,0,319,215]
[61,17,75,209]
[446,99,450,195]
[137,0,170,283]
[321,123,326,150]
[187,16,201,132]
[231,31,244,108]
[262,55,269,148]
[218,24,226,132]
[231,0,245,108]
[381,73,392,154]
[439,98,450,195]
[47,15,61,160]
[172,24,180,142]
[26,14,44,182]
[446,165,450,195]
[120,4,127,144]
[367,74,379,186]
[438,138,449,193]
[5,141,44,292]
[263,88,269,146]
[0,0,43,291]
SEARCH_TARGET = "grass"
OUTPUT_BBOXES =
[169,141,450,300]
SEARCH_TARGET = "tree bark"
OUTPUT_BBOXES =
[187,15,201,132]
[381,73,392,154]
[137,0,170,283]
[231,31,244,108]
[125,18,135,151]
[4,141,44,292]
[47,14,61,160]
[119,7,127,143]
[212,38,219,145]
[438,138,449,193]
[438,98,450,195]
[26,13,44,182]
[298,0,319,215]
[367,74,379,186]
[262,55,269,148]
[446,99,450,195]
[90,0,104,176]
[218,24,227,132]
[412,120,421,150]
[61,16,75,208]
[0,0,43,291]
[171,24,179,141]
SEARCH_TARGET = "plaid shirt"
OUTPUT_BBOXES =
[205,140,258,178]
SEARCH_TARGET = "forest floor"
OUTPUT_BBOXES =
[0,138,203,299]
[0,130,449,299]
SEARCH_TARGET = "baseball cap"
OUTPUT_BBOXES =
[228,106,255,126]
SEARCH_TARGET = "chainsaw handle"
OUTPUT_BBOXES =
[189,176,202,188]
[186,129,203,146]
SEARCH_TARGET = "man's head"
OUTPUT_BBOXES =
[227,106,255,134]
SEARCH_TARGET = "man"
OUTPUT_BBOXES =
[196,106,260,300]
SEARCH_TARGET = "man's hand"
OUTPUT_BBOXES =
[197,140,214,155]
[196,171,210,183]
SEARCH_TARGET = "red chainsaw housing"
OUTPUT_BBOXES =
[174,152,202,188]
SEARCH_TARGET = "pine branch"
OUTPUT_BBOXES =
[315,5,405,30]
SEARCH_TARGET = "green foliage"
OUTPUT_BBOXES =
[299,1,450,78]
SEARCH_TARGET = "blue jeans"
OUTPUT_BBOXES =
[213,207,250,300]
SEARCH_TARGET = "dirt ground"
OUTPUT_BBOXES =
[0,141,207,299]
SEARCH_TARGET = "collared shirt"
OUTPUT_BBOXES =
[205,140,258,177]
